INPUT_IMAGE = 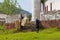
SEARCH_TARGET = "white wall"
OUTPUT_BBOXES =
[45,0,60,11]
[41,3,43,12]
[0,14,7,18]
[40,13,60,21]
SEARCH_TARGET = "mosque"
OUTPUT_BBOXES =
[32,0,60,28]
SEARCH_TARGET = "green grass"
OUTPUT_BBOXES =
[0,27,60,40]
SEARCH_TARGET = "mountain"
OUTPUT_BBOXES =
[14,9,31,15]
[0,2,2,4]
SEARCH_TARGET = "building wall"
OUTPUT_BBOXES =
[0,14,7,18]
[45,0,60,11]
[40,13,60,21]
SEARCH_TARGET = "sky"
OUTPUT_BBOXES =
[17,0,32,13]
[0,0,60,13]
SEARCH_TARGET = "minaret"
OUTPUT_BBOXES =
[50,2,52,14]
[32,0,41,21]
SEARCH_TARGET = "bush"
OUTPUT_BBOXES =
[28,14,32,21]
[0,24,19,34]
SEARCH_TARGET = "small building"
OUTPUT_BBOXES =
[0,14,7,25]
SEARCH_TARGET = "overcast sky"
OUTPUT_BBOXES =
[0,0,60,13]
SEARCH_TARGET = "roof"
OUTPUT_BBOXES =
[0,14,7,18]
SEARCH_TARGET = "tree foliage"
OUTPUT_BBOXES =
[28,14,32,21]
[0,3,3,13]
[0,0,18,15]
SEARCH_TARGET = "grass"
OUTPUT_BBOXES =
[0,27,60,40]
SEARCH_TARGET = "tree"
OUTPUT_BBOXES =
[0,3,4,13]
[41,0,47,12]
[1,0,17,15]
[28,14,32,21]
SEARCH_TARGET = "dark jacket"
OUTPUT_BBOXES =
[36,19,40,28]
